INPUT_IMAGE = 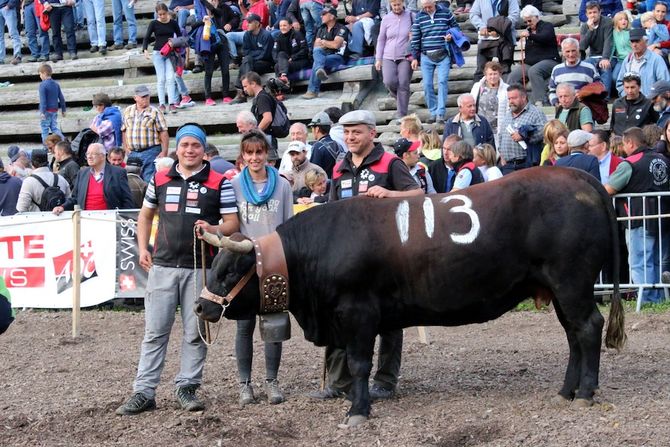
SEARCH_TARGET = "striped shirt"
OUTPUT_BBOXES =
[411,5,458,59]
[548,60,599,105]
[144,163,238,215]
[121,104,168,151]
[498,103,547,161]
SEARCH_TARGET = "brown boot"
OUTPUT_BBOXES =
[229,90,247,104]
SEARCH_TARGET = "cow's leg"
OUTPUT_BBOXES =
[572,304,604,405]
[552,300,581,402]
[341,330,376,427]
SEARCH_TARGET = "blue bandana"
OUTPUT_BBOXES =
[176,124,207,148]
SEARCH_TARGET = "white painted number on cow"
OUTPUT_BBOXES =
[423,197,434,239]
[396,200,410,244]
[440,195,480,244]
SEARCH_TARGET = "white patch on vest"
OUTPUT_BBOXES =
[440,195,480,244]
[395,200,410,245]
[423,197,435,239]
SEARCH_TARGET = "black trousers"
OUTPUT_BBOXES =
[204,40,231,99]
[274,51,311,77]
[235,56,274,89]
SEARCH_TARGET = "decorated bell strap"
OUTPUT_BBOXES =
[253,232,290,314]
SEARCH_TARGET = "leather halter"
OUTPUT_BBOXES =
[199,232,290,313]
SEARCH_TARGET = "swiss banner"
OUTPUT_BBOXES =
[1,211,118,308]
[115,211,148,298]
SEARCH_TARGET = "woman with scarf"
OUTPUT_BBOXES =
[230,130,293,406]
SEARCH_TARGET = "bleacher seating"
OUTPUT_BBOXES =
[1,0,578,160]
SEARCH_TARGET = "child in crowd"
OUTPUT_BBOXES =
[38,63,66,144]
[641,11,669,46]
[610,134,625,158]
[612,11,632,86]
[418,129,442,164]
[541,119,569,166]
[296,169,329,204]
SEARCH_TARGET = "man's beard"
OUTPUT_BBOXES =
[653,99,668,112]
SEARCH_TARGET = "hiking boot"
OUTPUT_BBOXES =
[27,56,39,63]
[192,64,204,73]
[301,91,318,100]
[112,43,124,50]
[100,46,107,55]
[38,56,48,62]
[316,68,328,82]
[125,42,137,50]
[230,91,247,104]
[51,54,63,62]
[115,392,156,415]
[70,53,78,60]
[369,384,395,401]
[178,95,194,108]
[90,45,99,53]
[239,382,255,406]
[264,379,285,405]
[308,386,346,400]
[205,98,216,106]
[175,385,205,411]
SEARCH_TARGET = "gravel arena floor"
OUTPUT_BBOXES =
[1,305,669,447]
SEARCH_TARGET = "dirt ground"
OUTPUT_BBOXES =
[1,306,669,447]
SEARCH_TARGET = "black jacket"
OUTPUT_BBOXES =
[273,28,309,63]
[610,94,658,136]
[524,20,560,65]
[63,163,135,211]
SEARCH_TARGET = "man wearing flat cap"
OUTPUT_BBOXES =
[307,111,345,177]
[116,123,240,416]
[615,28,670,98]
[308,109,422,402]
[649,80,670,127]
[121,85,169,182]
[302,7,350,100]
[555,129,601,180]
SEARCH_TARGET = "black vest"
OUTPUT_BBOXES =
[332,144,398,199]
[619,148,670,230]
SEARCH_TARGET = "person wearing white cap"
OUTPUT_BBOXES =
[307,111,345,177]
[554,129,601,180]
[284,140,326,193]
[308,109,422,401]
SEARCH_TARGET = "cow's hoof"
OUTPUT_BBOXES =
[573,398,593,408]
[550,394,571,407]
[337,415,368,429]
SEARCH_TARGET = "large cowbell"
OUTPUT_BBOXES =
[259,312,291,342]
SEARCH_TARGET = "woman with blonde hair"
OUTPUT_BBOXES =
[473,143,502,181]
[399,114,422,142]
[418,129,442,163]
[612,11,632,91]
[541,119,569,166]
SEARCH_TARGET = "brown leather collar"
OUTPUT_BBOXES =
[253,232,290,314]
[201,266,255,306]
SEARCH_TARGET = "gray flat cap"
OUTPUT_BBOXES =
[567,129,593,148]
[339,110,376,127]
[134,85,151,96]
[649,80,670,100]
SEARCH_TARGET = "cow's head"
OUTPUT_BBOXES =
[194,231,259,322]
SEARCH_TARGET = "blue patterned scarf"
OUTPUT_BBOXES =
[241,166,278,206]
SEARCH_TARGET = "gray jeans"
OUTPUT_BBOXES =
[506,59,558,105]
[133,265,208,398]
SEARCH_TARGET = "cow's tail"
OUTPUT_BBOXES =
[599,179,627,351]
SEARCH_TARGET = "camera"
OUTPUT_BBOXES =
[266,77,291,95]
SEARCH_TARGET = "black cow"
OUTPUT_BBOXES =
[195,167,626,427]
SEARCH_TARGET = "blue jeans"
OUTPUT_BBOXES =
[127,145,162,182]
[420,54,450,118]
[84,0,107,48]
[50,6,77,56]
[23,4,43,58]
[176,75,189,97]
[40,111,64,143]
[175,9,190,29]
[628,226,664,304]
[74,0,85,27]
[307,47,344,93]
[300,1,323,48]
[152,51,178,106]
[0,6,22,61]
[586,57,612,99]
[348,20,367,55]
[111,0,137,45]
[226,31,245,58]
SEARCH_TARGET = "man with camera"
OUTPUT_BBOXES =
[241,71,283,161]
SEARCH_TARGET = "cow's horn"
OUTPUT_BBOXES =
[201,230,224,248]
[221,236,254,254]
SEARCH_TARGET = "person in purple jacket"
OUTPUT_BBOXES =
[38,63,66,144]
[375,0,413,118]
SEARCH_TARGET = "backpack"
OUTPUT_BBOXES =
[30,174,66,211]
[270,98,291,138]
[71,128,100,167]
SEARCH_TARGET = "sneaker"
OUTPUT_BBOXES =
[426,115,436,124]
[264,379,285,405]
[308,386,346,400]
[115,392,156,415]
[369,384,395,401]
[90,45,99,53]
[37,56,48,62]
[10,57,21,65]
[50,54,63,62]
[159,104,167,113]
[316,68,328,82]
[27,56,38,63]
[301,91,318,100]
[178,95,195,108]
[192,65,204,73]
[112,43,124,50]
[239,382,255,406]
[205,98,216,106]
[70,53,78,60]
[222,96,233,103]
[100,46,107,56]
[125,42,137,50]
[175,385,205,411]
[230,94,247,104]
[169,104,178,114]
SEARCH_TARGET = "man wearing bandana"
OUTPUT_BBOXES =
[116,123,240,416]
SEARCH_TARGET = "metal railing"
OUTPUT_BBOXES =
[595,192,670,312]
